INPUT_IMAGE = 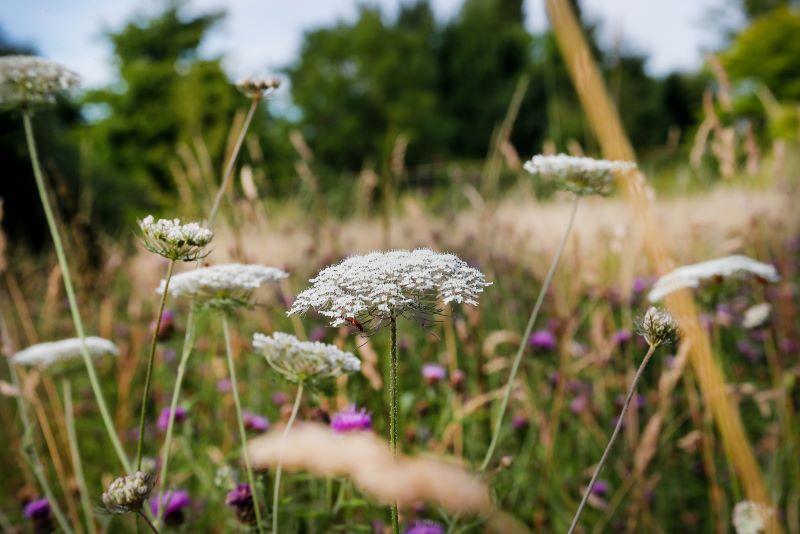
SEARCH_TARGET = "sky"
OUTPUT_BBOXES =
[1,0,734,88]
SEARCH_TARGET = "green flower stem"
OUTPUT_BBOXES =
[566,343,656,534]
[136,510,159,534]
[62,378,96,534]
[272,382,304,534]
[222,316,265,534]
[480,195,579,471]
[207,96,260,229]
[389,316,399,534]
[6,360,73,533]
[155,307,197,527]
[135,259,176,471]
[22,111,131,473]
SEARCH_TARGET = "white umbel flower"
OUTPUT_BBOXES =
[158,263,288,310]
[648,255,780,302]
[12,337,118,369]
[523,154,636,196]
[236,75,281,99]
[0,55,80,109]
[138,215,213,261]
[732,501,773,534]
[741,303,771,330]
[253,332,361,384]
[635,307,680,347]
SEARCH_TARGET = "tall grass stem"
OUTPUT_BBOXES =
[480,195,579,471]
[389,317,399,534]
[63,378,96,534]
[22,111,131,473]
[566,344,656,534]
[272,382,304,534]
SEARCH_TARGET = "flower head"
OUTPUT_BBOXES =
[23,498,50,520]
[331,406,372,433]
[236,75,281,99]
[523,154,636,196]
[158,263,288,310]
[226,483,257,525]
[421,364,446,385]
[149,490,191,525]
[253,332,360,384]
[289,249,490,330]
[406,520,445,534]
[0,55,79,110]
[732,501,774,534]
[742,303,771,330]
[529,329,557,351]
[635,307,680,347]
[243,411,270,433]
[102,471,156,514]
[138,215,213,262]
[156,406,188,433]
[648,255,779,302]
[12,337,118,370]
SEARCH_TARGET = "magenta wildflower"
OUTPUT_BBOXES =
[151,309,175,341]
[406,520,445,534]
[149,490,190,526]
[591,480,610,496]
[511,414,529,430]
[529,329,557,351]
[271,391,289,406]
[569,395,589,414]
[226,483,256,526]
[612,328,632,346]
[421,364,446,385]
[243,411,270,433]
[331,406,372,433]
[156,406,188,433]
[449,368,466,390]
[309,326,327,342]
[23,498,50,519]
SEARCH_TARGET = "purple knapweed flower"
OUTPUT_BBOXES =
[422,364,446,385]
[271,391,289,406]
[449,369,466,390]
[226,483,256,525]
[331,406,372,433]
[406,520,445,534]
[151,309,175,341]
[309,326,327,342]
[632,277,649,295]
[150,490,190,526]
[613,328,632,346]
[511,414,529,430]
[529,329,557,351]
[570,395,589,414]
[23,498,50,520]
[243,411,270,433]
[591,480,610,496]
[156,406,188,433]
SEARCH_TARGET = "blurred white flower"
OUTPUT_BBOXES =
[742,303,772,329]
[0,55,79,109]
[288,249,490,330]
[236,75,281,99]
[523,154,636,196]
[102,471,156,515]
[252,332,360,384]
[138,215,213,262]
[732,501,773,534]
[12,337,118,369]
[648,255,780,302]
[158,263,288,310]
[635,307,680,347]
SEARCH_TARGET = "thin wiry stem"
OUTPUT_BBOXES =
[272,382,304,534]
[389,317,400,534]
[155,307,197,527]
[63,378,96,534]
[223,316,265,534]
[137,510,159,534]
[566,344,657,534]
[22,111,131,473]
[136,259,176,470]
[7,360,73,534]
[207,96,260,229]
[480,195,580,471]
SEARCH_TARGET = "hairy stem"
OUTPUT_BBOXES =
[63,379,96,534]
[223,316,265,534]
[207,96,260,228]
[389,317,399,534]
[23,111,131,473]
[136,259,175,470]
[567,344,657,534]
[155,307,197,527]
[480,195,579,471]
[272,382,304,534]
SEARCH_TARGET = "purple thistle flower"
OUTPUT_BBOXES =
[406,520,445,534]
[309,326,327,342]
[612,328,632,346]
[226,484,256,525]
[511,414,529,430]
[23,498,50,520]
[243,411,270,433]
[422,364,446,385]
[529,329,557,351]
[271,391,289,406]
[632,277,649,295]
[591,480,610,496]
[449,368,466,390]
[151,309,175,341]
[569,395,589,414]
[156,406,188,433]
[331,406,372,433]
[149,490,190,525]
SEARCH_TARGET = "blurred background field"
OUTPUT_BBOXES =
[0,0,798,532]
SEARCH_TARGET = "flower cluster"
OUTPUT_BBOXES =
[236,75,281,99]
[732,501,774,534]
[102,471,156,514]
[226,483,257,526]
[635,307,680,347]
[289,249,490,330]
[523,154,636,196]
[331,406,372,433]
[158,263,288,310]
[12,337,118,369]
[648,255,780,302]
[0,55,79,109]
[138,215,213,262]
[252,332,360,384]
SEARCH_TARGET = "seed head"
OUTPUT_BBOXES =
[253,332,360,384]
[102,471,156,514]
[236,75,281,99]
[0,55,80,110]
[635,307,680,348]
[138,215,213,262]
